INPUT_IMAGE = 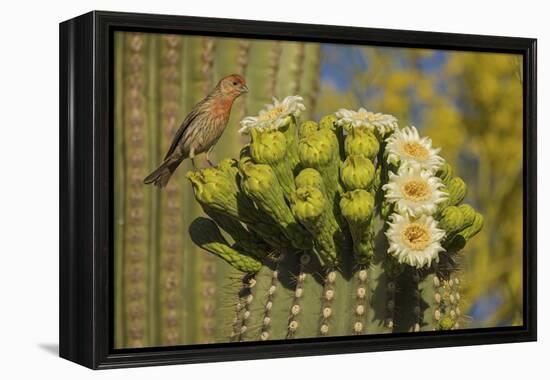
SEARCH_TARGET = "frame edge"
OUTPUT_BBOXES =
[59,11,97,369]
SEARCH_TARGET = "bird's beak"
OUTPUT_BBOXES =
[241,84,249,93]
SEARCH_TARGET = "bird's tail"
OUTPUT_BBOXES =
[143,160,178,188]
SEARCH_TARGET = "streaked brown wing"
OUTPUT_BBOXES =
[163,98,208,160]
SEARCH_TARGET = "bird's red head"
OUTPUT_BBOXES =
[218,74,248,98]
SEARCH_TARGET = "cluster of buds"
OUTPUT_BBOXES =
[187,96,484,339]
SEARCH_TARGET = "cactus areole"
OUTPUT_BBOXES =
[188,96,483,341]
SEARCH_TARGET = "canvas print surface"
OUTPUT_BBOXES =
[113,31,523,348]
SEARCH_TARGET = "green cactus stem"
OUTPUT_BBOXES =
[419,269,463,331]
[287,252,324,339]
[418,273,441,331]
[202,206,269,260]
[120,32,151,348]
[257,254,300,341]
[157,34,187,346]
[257,268,282,341]
[189,218,263,273]
[230,274,257,342]
[340,190,375,264]
[351,267,370,334]
[239,161,311,250]
[290,186,339,265]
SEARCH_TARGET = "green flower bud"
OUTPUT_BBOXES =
[340,154,376,191]
[187,163,289,248]
[240,162,311,250]
[319,114,338,131]
[319,114,345,159]
[189,218,262,273]
[340,190,375,223]
[340,190,375,264]
[291,186,326,220]
[187,166,241,216]
[290,186,338,265]
[299,120,318,139]
[240,162,275,195]
[250,128,287,164]
[249,128,295,199]
[458,212,484,240]
[446,177,467,206]
[295,168,324,189]
[238,152,254,170]
[298,128,340,201]
[217,158,239,173]
[295,168,349,258]
[458,204,476,227]
[298,130,337,168]
[279,115,300,170]
[436,162,453,184]
[445,211,483,252]
[345,127,380,159]
[438,206,465,234]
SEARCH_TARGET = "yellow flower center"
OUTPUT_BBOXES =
[402,224,430,250]
[402,180,431,201]
[258,105,285,121]
[402,142,429,160]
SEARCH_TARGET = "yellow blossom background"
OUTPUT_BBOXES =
[317,46,523,327]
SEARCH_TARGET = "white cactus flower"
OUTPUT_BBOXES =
[383,167,448,217]
[385,126,444,172]
[239,95,305,134]
[335,107,398,135]
[386,213,446,269]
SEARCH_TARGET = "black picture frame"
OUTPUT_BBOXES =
[59,10,537,370]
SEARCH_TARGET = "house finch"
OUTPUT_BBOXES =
[143,74,248,188]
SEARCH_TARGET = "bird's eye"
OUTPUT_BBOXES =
[232,81,238,86]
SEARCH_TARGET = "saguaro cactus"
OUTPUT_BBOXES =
[115,32,321,347]
[188,97,483,341]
